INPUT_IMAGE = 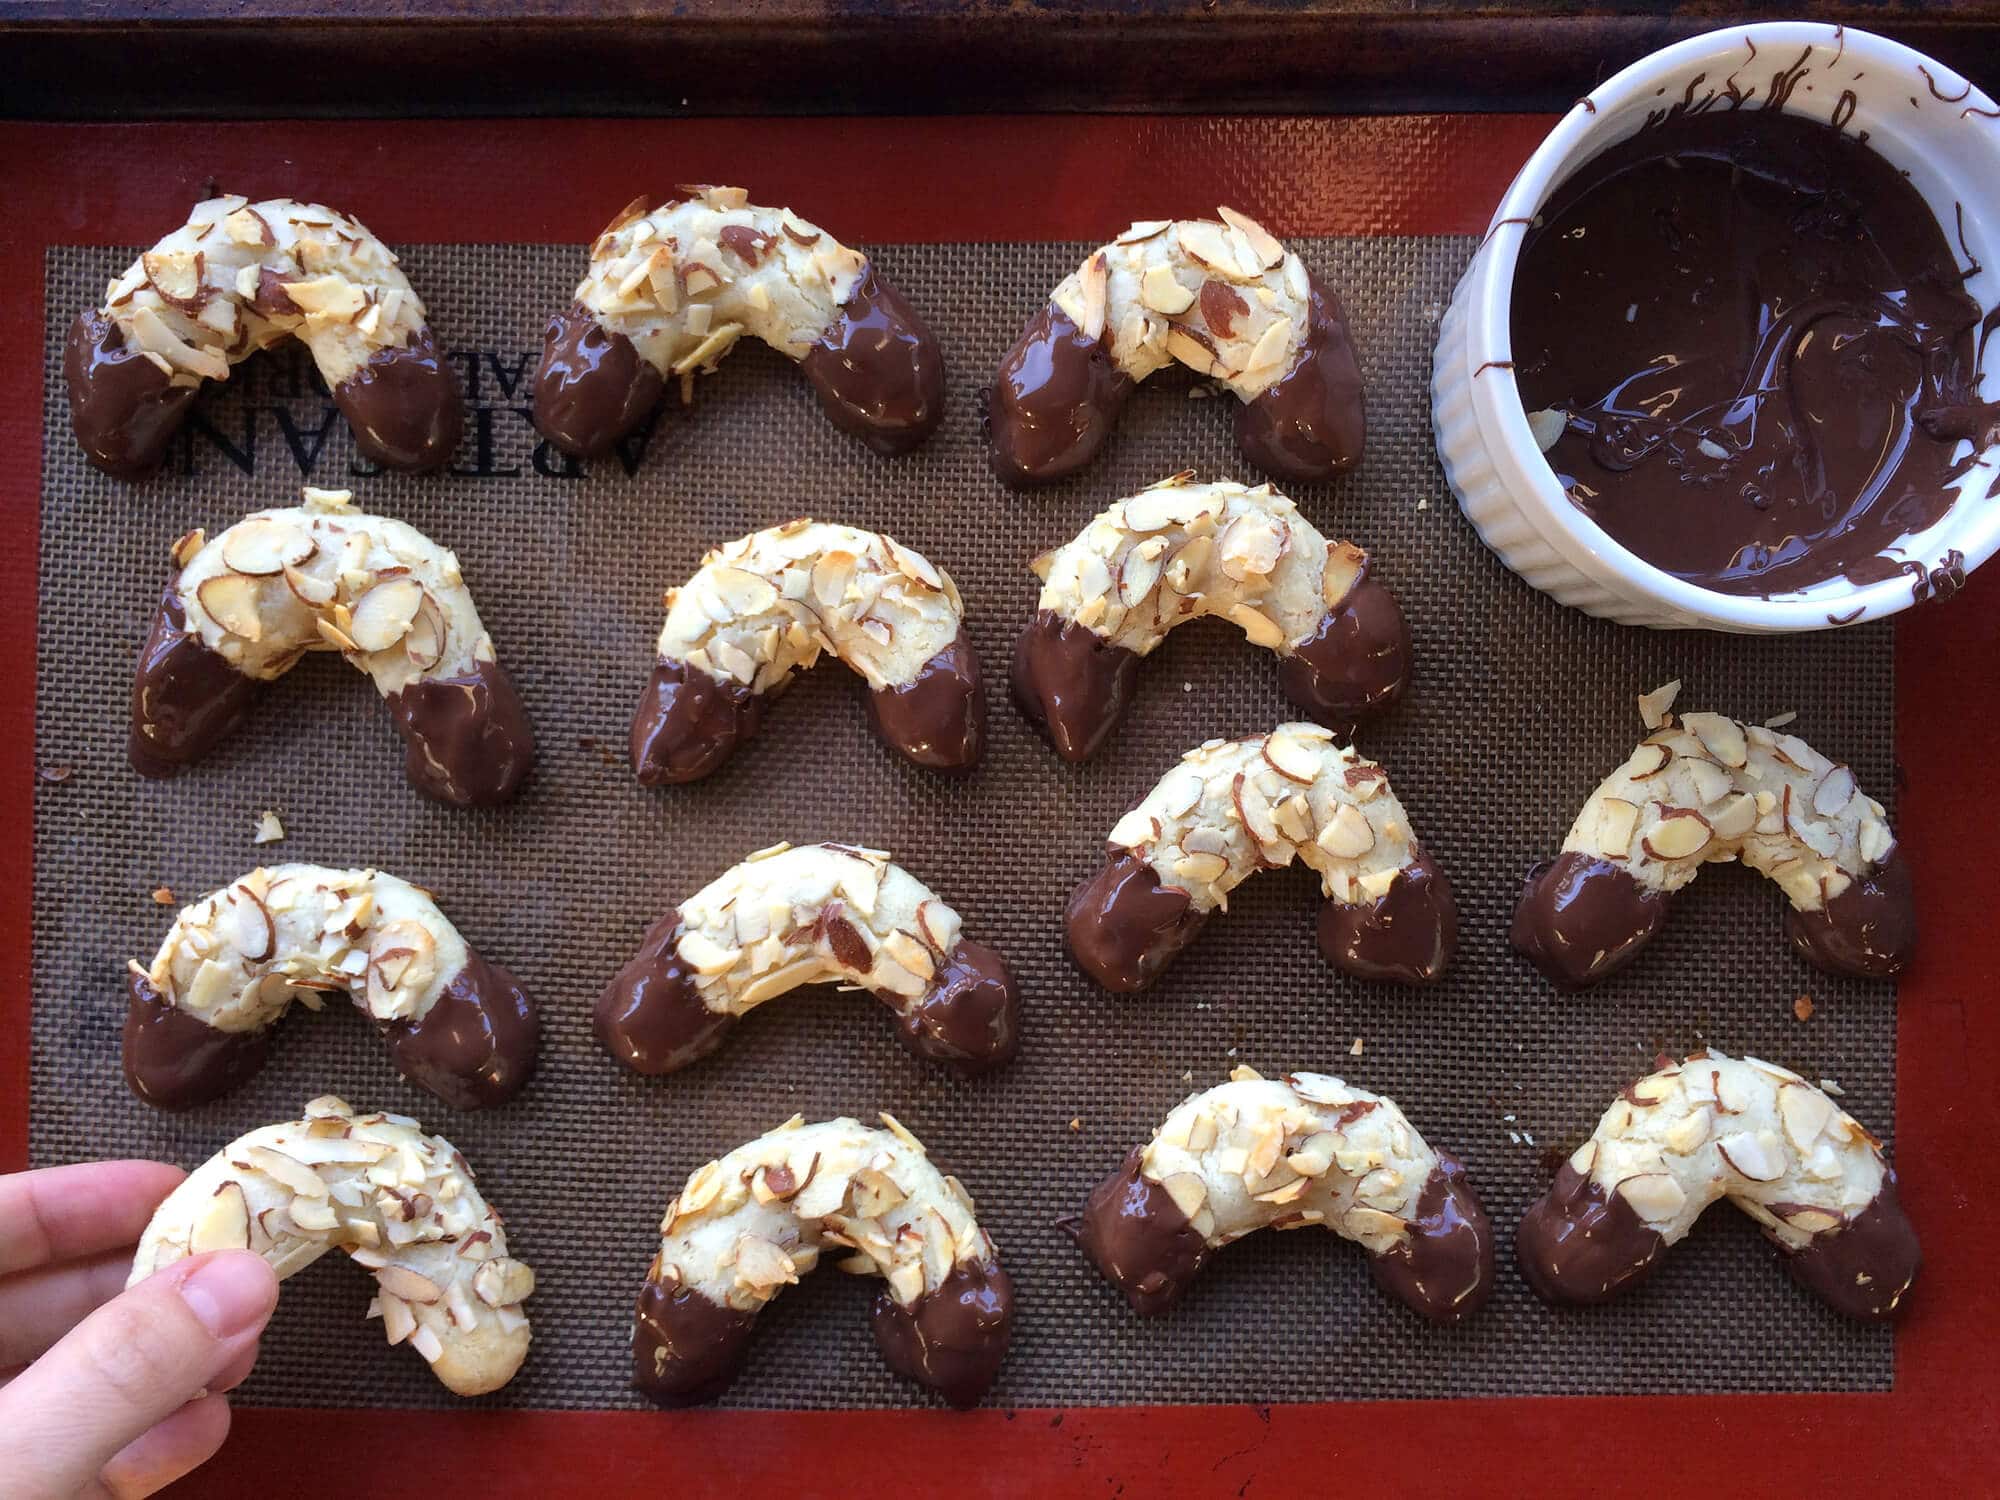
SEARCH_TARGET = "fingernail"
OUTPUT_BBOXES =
[177,1253,275,1338]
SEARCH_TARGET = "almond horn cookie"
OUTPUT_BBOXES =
[129,1095,533,1395]
[1517,1051,1919,1320]
[1511,708,1913,988]
[124,864,539,1111]
[632,519,983,783]
[987,209,1363,486]
[129,486,535,807]
[1013,476,1408,760]
[1071,1067,1492,1324]
[597,842,1018,1076]
[634,1113,1011,1407]
[1068,724,1455,989]
[67,195,462,479]
[534,185,943,460]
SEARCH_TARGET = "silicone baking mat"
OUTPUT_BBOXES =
[30,230,1897,1411]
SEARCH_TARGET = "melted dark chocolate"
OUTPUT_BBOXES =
[895,940,1019,1075]
[1275,576,1411,734]
[387,660,537,807]
[65,309,197,480]
[1073,1147,1210,1315]
[531,303,666,458]
[630,1274,757,1407]
[122,971,271,1111]
[869,1259,1014,1406]
[594,916,735,1074]
[1513,109,1992,596]
[1784,849,1916,978]
[1516,1160,1667,1305]
[798,264,946,456]
[1009,610,1141,763]
[128,581,257,779]
[1233,273,1367,482]
[862,636,987,773]
[1777,1171,1920,1320]
[379,952,539,1110]
[1317,847,1458,984]
[629,658,765,786]
[332,327,464,472]
[1365,1153,1494,1324]
[986,304,1133,486]
[1065,852,1208,992]
[1511,852,1674,989]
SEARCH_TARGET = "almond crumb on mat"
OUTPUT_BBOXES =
[1349,1037,1364,1056]
[253,810,286,845]
[35,764,74,784]
[151,886,176,905]
[1793,994,1815,1022]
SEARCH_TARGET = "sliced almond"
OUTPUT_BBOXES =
[1716,1130,1784,1182]
[402,592,447,670]
[196,572,265,641]
[1226,603,1287,650]
[283,563,336,608]
[1317,803,1376,860]
[221,519,315,577]
[1319,540,1367,610]
[1685,759,1733,806]
[1778,1082,1835,1151]
[732,1236,797,1292]
[242,1144,327,1199]
[1773,1203,1845,1235]
[1614,1172,1687,1223]
[192,1180,251,1252]
[1682,712,1748,768]
[217,887,276,962]
[1709,792,1758,841]
[1596,798,1641,859]
[1262,727,1321,785]
[1642,809,1712,861]
[1161,1172,1209,1219]
[1173,850,1230,885]
[376,1265,443,1303]
[1637,679,1681,730]
[848,1167,906,1220]
[1812,766,1858,819]
[346,577,425,653]
[1624,743,1672,781]
[1140,263,1195,316]
[1107,807,1158,850]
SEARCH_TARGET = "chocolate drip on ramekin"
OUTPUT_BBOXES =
[629,659,766,786]
[1777,1172,1921,1321]
[594,917,736,1074]
[798,264,945,456]
[1515,1160,1667,1305]
[1365,1153,1493,1324]
[331,327,464,472]
[1072,1147,1210,1315]
[1232,274,1367,482]
[1010,610,1141,763]
[122,972,272,1110]
[986,303,1134,486]
[1317,847,1458,984]
[1784,850,1916,979]
[379,952,540,1110]
[1276,574,1411,734]
[864,636,987,773]
[532,303,666,458]
[631,1275,758,1407]
[128,581,258,778]
[1065,853,1209,992]
[894,940,1020,1074]
[1510,851,1674,990]
[387,660,537,807]
[65,309,198,480]
[870,1259,1014,1407]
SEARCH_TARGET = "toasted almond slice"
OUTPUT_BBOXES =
[1642,809,1712,861]
[1813,765,1858,818]
[1858,815,1895,866]
[242,1144,327,1199]
[1161,1172,1208,1218]
[1108,808,1158,850]
[1317,803,1375,860]
[347,577,425,653]
[217,887,276,961]
[403,591,446,670]
[1709,792,1758,841]
[1217,206,1286,269]
[1716,1130,1784,1182]
[283,562,336,608]
[221,519,315,577]
[1262,727,1321,784]
[1173,851,1230,885]
[1686,759,1733,806]
[1226,603,1287,650]
[1624,743,1672,780]
[1773,1203,1845,1235]
[1681,712,1748,768]
[1778,1082,1835,1151]
[1596,797,1641,858]
[1614,1172,1687,1222]
[1637,679,1681,730]
[1140,263,1195,315]
[1319,540,1367,610]
[191,1180,251,1252]
[196,572,265,642]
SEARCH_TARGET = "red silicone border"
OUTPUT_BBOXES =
[0,115,1994,1498]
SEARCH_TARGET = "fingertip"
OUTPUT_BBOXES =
[98,1393,233,1498]
[169,1250,279,1339]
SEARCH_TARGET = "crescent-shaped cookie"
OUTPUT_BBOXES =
[534,186,943,460]
[1516,1051,1919,1320]
[987,210,1363,486]
[1072,1066,1492,1324]
[124,864,539,1111]
[129,486,535,807]
[129,1095,533,1396]
[67,195,462,479]
[1068,724,1456,989]
[631,519,984,783]
[1511,707,1912,988]
[1012,476,1409,759]
[633,1112,1011,1407]
[595,842,1018,1076]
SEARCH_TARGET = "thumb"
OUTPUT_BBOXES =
[0,1250,278,1498]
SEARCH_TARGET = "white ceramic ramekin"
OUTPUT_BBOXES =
[1432,21,2000,631]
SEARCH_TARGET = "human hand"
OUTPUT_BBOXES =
[0,1160,279,1498]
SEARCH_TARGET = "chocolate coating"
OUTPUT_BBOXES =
[1275,575,1411,733]
[1778,1173,1921,1321]
[1516,1160,1667,1305]
[1365,1153,1493,1324]
[1065,852,1208,992]
[895,940,1019,1075]
[65,309,198,480]
[1233,273,1367,482]
[379,952,539,1110]
[1073,1147,1210,1315]
[386,660,537,807]
[630,1276,757,1407]
[1784,851,1916,979]
[332,327,464,472]
[1514,109,1991,596]
[1009,610,1140,763]
[798,264,945,455]
[629,658,765,786]
[863,636,987,773]
[128,581,257,779]
[532,303,666,458]
[122,971,272,1111]
[986,303,1133,486]
[1510,852,1674,990]
[1317,847,1458,984]
[869,1259,1014,1407]
[593,916,736,1074]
